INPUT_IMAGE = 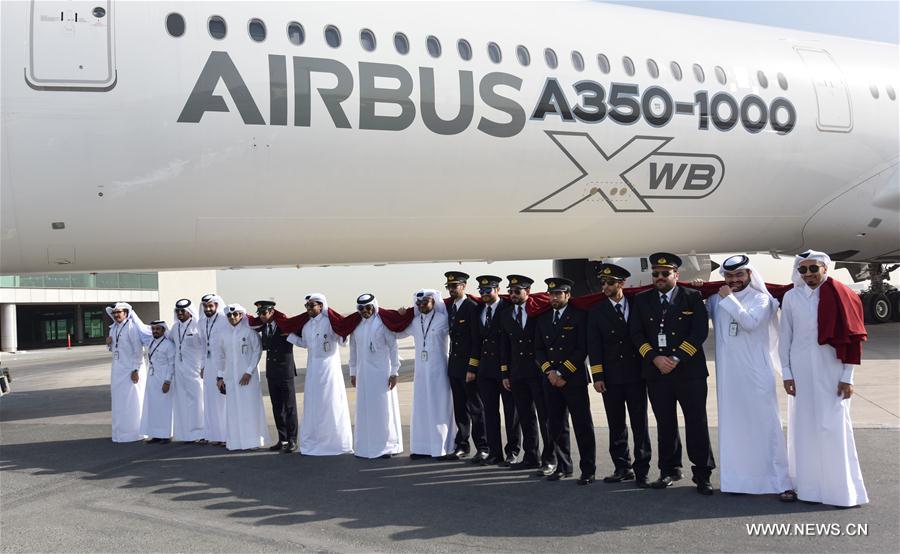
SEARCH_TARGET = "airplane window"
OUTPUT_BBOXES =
[622,56,635,77]
[360,29,376,51]
[516,45,530,66]
[287,22,304,45]
[248,19,266,42]
[427,35,442,57]
[597,54,610,74]
[693,63,705,83]
[715,65,727,85]
[670,61,682,81]
[394,32,409,54]
[572,51,584,71]
[870,84,880,99]
[887,85,896,101]
[166,13,185,37]
[647,58,659,79]
[545,48,558,69]
[458,39,472,60]
[488,42,502,63]
[757,70,768,88]
[325,25,341,48]
[208,16,226,40]
[777,72,788,90]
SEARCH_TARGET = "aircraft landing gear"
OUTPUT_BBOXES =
[859,263,899,324]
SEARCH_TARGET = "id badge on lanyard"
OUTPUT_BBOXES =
[369,342,376,353]
[114,351,120,360]
[421,349,429,362]
[729,321,738,336]
[657,333,667,348]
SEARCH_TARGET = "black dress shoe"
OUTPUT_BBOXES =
[578,474,595,486]
[469,451,490,464]
[504,454,517,465]
[509,460,541,471]
[159,438,171,444]
[269,442,286,451]
[146,438,161,444]
[482,456,502,466]
[536,463,557,477]
[650,474,681,489]
[695,480,714,495]
[634,476,651,488]
[452,448,468,459]
[546,470,573,481]
[409,453,430,460]
[282,441,297,453]
[603,468,636,483]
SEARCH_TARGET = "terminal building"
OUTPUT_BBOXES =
[0,270,216,352]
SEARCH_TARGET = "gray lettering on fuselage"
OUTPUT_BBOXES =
[268,55,287,126]
[530,78,574,121]
[177,51,264,124]
[684,164,715,190]
[358,62,416,131]
[649,162,687,190]
[477,72,526,138]
[419,68,474,135]
[293,57,352,128]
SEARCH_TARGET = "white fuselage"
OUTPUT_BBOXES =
[2,1,898,274]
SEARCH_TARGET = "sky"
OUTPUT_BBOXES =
[217,1,898,314]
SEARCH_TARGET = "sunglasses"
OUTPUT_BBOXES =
[175,308,187,314]
[357,304,374,311]
[651,271,671,278]
[599,278,622,286]
[415,298,432,305]
[305,302,321,309]
[111,310,124,315]
[478,287,495,294]
[226,312,242,318]
[797,265,822,274]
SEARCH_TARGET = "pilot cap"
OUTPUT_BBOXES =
[545,277,574,292]
[648,252,682,269]
[597,263,631,281]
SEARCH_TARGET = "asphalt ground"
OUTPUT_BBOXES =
[1,323,898,553]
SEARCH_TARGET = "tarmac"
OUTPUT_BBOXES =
[1,323,898,552]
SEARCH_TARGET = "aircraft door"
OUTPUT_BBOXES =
[26,0,116,90]
[794,47,852,132]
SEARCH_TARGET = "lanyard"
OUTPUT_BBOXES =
[177,319,191,350]
[205,314,218,343]
[148,338,163,364]
[420,312,435,343]
[113,321,126,349]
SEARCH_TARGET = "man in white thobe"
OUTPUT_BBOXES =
[348,294,403,459]
[707,255,793,499]
[217,304,269,451]
[199,294,228,445]
[141,320,175,443]
[397,289,456,459]
[780,250,869,507]
[106,302,152,442]
[287,293,353,456]
[169,299,205,442]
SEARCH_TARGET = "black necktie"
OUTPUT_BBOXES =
[450,303,457,321]
[616,303,624,321]
[553,310,560,326]
[661,294,669,309]
[485,306,493,326]
[515,306,523,328]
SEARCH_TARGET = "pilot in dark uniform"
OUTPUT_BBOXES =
[255,300,298,453]
[469,275,521,466]
[444,271,488,462]
[499,274,562,475]
[535,278,596,485]
[587,263,651,487]
[629,253,715,495]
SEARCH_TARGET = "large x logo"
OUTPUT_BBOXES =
[522,131,673,213]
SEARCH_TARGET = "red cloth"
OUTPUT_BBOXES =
[817,278,867,364]
[262,280,797,338]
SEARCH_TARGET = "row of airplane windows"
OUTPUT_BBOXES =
[165,13,897,101]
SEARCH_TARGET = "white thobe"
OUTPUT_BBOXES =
[709,288,792,494]
[398,311,456,456]
[779,280,869,507]
[218,324,269,450]
[288,314,353,455]
[140,337,175,439]
[200,313,229,442]
[349,316,403,458]
[169,317,205,441]
[108,318,152,442]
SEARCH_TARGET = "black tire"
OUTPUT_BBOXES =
[889,291,900,322]
[863,292,892,324]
